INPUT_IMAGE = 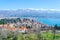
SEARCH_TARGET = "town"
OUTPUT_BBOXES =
[0,18,50,33]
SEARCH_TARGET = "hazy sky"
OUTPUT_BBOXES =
[0,0,60,10]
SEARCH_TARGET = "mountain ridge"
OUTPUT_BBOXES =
[0,9,60,18]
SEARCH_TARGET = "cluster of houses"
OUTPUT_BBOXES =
[0,18,51,34]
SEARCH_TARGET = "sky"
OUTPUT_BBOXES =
[0,0,60,10]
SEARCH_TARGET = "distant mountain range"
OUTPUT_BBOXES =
[0,9,60,18]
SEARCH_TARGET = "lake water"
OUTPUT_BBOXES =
[36,17,60,26]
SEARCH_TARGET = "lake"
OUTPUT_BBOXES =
[36,17,60,26]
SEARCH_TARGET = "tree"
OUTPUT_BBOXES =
[13,36,17,40]
[54,24,57,30]
[53,24,57,40]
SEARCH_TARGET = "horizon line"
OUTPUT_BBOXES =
[0,8,60,11]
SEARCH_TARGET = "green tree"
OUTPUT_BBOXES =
[53,24,57,40]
